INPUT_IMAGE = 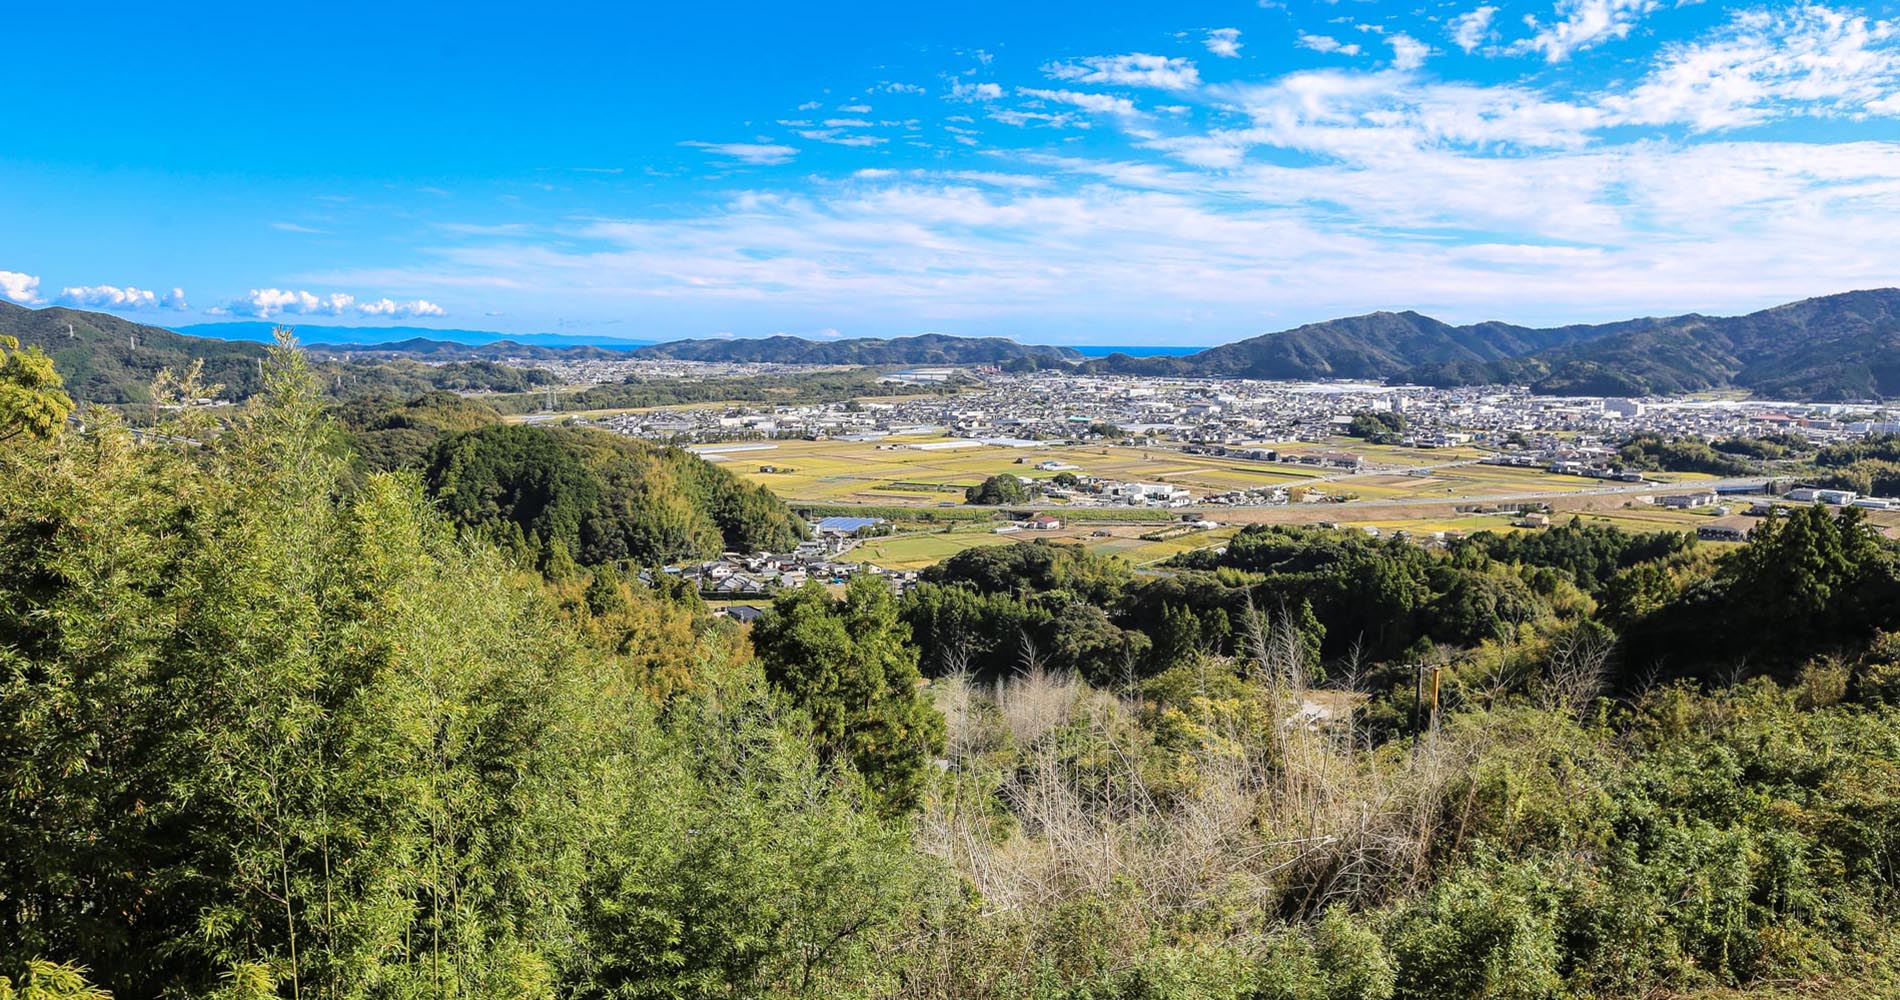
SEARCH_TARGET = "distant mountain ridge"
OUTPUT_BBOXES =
[630,333,1083,365]
[1091,289,1900,400]
[14,289,1900,402]
[176,321,654,351]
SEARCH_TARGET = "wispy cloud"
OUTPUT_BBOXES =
[1516,0,1659,63]
[1604,5,1900,131]
[1017,87,1143,117]
[271,221,328,234]
[948,81,1005,102]
[680,140,799,165]
[1448,6,1498,54]
[1044,53,1202,91]
[1205,28,1243,59]
[1298,33,1363,57]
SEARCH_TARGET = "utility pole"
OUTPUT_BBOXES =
[1411,660,1424,747]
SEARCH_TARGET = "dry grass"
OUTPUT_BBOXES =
[918,613,1497,936]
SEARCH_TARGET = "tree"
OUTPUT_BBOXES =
[1347,410,1405,444]
[751,576,946,814]
[0,334,74,443]
[964,473,1030,505]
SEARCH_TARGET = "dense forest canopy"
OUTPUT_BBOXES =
[3,336,1900,998]
[423,422,807,572]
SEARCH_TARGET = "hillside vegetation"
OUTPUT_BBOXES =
[424,423,807,571]
[0,301,558,404]
[3,340,1900,998]
[1092,288,1900,400]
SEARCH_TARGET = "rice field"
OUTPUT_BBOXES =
[724,438,1328,505]
[710,436,1640,508]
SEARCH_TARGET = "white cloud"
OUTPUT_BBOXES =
[1017,87,1142,117]
[1298,33,1363,57]
[948,81,1005,102]
[880,82,926,95]
[0,271,42,305]
[57,285,189,310]
[680,140,799,165]
[838,103,872,113]
[1448,6,1499,53]
[822,118,874,127]
[1206,28,1243,59]
[1605,6,1900,131]
[224,289,356,318]
[356,297,447,318]
[271,221,327,234]
[1044,53,1202,91]
[798,129,888,146]
[1517,0,1660,63]
[1389,33,1432,71]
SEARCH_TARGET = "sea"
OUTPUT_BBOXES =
[1064,345,1208,358]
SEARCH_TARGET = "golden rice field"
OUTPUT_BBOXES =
[699,436,1634,508]
[683,435,1770,570]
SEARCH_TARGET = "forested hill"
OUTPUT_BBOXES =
[1090,288,1900,400]
[422,422,807,570]
[631,332,1083,365]
[0,301,560,402]
[0,299,271,403]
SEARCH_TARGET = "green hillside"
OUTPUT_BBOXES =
[423,423,808,570]
[1091,289,1900,400]
[0,301,559,404]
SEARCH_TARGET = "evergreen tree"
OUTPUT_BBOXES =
[751,576,946,814]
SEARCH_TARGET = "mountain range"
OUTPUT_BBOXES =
[1088,288,1900,401]
[175,321,655,351]
[9,288,1900,402]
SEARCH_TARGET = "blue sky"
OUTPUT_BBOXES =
[5,0,1900,346]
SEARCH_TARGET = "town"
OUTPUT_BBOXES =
[494,360,1900,610]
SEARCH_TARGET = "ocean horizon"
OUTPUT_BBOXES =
[1065,344,1208,358]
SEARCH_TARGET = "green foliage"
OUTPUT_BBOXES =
[0,341,644,994]
[1810,432,1900,496]
[329,389,505,471]
[0,962,111,1000]
[1714,432,1813,461]
[1389,858,1565,1000]
[581,687,942,999]
[1346,410,1405,444]
[1618,432,1757,476]
[965,473,1031,505]
[424,423,805,571]
[752,576,947,814]
[1626,504,1900,679]
[0,333,74,442]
